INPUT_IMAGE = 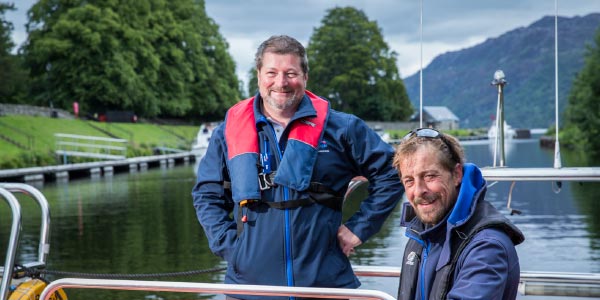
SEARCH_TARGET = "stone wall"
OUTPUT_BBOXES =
[0,103,74,119]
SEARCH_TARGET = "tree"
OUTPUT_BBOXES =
[23,0,239,119]
[306,6,413,121]
[247,67,257,97]
[0,2,28,103]
[562,27,600,158]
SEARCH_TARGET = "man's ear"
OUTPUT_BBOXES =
[453,163,463,187]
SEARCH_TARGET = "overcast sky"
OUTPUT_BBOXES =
[5,0,600,85]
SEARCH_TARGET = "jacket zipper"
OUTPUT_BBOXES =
[407,229,428,300]
[420,242,430,300]
[267,122,295,298]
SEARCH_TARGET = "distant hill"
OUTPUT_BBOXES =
[403,13,600,129]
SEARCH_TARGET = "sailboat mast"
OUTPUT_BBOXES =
[553,0,562,168]
[419,0,423,128]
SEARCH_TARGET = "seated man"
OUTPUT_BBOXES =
[392,128,525,300]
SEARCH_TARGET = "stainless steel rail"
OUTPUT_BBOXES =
[354,266,600,298]
[519,271,600,297]
[0,183,51,268]
[38,267,600,300]
[40,278,396,300]
[0,187,21,300]
[480,167,600,182]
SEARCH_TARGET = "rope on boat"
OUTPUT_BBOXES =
[19,265,227,279]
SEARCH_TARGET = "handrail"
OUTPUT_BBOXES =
[480,166,600,182]
[0,187,22,300]
[354,266,600,298]
[37,267,600,300]
[40,278,396,300]
[0,183,51,268]
[54,133,128,162]
[54,133,127,143]
[353,266,600,284]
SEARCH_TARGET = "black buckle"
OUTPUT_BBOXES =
[258,172,275,190]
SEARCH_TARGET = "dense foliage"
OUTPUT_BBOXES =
[306,7,413,121]
[22,0,239,120]
[0,2,28,103]
[247,67,257,98]
[562,27,600,158]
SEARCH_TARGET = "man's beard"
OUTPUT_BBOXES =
[414,193,449,226]
[265,90,301,110]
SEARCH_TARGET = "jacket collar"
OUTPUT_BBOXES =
[448,163,486,226]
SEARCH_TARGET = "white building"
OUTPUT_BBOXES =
[411,106,460,130]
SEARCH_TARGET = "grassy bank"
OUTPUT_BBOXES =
[0,115,200,169]
[0,115,488,170]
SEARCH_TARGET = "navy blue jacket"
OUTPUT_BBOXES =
[399,164,524,300]
[192,92,404,299]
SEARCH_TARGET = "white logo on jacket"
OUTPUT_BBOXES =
[406,251,416,265]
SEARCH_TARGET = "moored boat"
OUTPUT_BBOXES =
[190,124,213,159]
[487,121,517,140]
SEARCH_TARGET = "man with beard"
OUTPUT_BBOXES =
[192,35,404,300]
[392,128,525,300]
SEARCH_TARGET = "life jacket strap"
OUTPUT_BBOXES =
[235,193,343,236]
[225,172,340,194]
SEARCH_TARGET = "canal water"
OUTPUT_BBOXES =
[1,137,599,300]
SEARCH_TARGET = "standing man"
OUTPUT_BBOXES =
[392,128,524,300]
[192,35,404,300]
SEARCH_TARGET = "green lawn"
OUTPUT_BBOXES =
[0,115,200,168]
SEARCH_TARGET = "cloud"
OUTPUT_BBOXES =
[6,0,599,85]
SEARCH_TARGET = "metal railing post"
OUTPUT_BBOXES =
[0,188,21,300]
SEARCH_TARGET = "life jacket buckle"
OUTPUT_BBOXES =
[258,172,275,190]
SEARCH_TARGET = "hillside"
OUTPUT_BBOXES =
[403,13,600,129]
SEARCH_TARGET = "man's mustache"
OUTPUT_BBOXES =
[414,193,439,205]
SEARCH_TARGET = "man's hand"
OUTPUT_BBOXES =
[337,224,362,256]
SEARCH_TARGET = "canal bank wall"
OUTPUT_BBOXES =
[0,152,197,184]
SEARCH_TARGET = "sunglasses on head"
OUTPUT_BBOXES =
[401,128,459,163]
[401,128,442,142]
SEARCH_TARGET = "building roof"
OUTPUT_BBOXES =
[423,106,459,122]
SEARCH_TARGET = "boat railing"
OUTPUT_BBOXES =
[40,278,397,300]
[353,266,600,298]
[0,183,51,269]
[480,166,600,182]
[0,183,52,300]
[0,187,22,300]
[37,267,600,300]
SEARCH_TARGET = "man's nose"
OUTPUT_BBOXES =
[413,178,427,196]
[274,73,288,86]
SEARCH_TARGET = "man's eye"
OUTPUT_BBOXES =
[287,73,298,78]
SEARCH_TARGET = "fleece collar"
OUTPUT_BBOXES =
[448,163,486,226]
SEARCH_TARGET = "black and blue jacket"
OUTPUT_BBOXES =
[192,91,404,299]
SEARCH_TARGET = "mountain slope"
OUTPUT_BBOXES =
[403,13,600,129]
